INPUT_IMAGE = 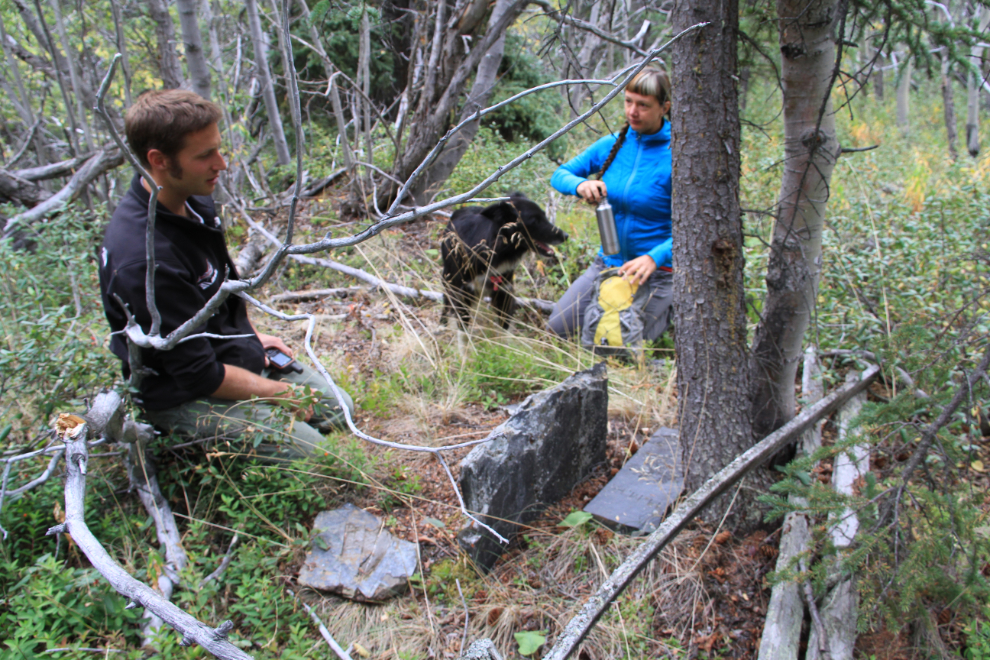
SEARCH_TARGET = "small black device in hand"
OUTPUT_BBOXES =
[266,348,303,373]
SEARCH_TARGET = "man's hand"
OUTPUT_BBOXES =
[576,179,607,205]
[212,364,314,421]
[276,383,315,422]
[257,333,293,366]
[617,254,657,286]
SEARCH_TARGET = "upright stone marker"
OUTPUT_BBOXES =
[584,427,682,533]
[457,363,609,571]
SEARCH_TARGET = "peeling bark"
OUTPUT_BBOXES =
[750,0,839,440]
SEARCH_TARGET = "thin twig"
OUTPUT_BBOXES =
[288,590,354,660]
[456,578,469,656]
[800,557,831,658]
[199,534,240,588]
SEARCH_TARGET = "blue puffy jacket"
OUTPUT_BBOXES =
[550,121,672,269]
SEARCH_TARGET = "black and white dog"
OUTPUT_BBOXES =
[441,193,568,329]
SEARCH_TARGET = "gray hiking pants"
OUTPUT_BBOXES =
[547,256,674,340]
[145,362,354,460]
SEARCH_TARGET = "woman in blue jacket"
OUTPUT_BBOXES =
[548,67,674,340]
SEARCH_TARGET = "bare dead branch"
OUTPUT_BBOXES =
[200,534,240,588]
[13,152,93,181]
[48,393,253,660]
[1,146,123,237]
[529,0,651,56]
[288,589,354,660]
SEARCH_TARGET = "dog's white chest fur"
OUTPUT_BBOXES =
[465,257,521,292]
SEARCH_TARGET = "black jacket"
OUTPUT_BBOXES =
[99,175,265,410]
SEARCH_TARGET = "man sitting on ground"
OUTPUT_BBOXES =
[99,89,353,459]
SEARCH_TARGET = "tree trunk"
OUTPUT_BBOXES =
[245,0,291,165]
[386,0,527,207]
[896,55,912,135]
[750,0,839,440]
[409,0,514,203]
[48,0,93,150]
[146,0,185,89]
[295,0,354,170]
[176,0,211,99]
[967,6,988,157]
[942,53,958,161]
[872,49,884,101]
[11,0,95,108]
[109,0,134,106]
[671,0,755,529]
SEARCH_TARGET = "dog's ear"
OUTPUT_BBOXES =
[481,201,518,226]
[508,191,529,201]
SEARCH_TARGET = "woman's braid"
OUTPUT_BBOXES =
[594,124,630,180]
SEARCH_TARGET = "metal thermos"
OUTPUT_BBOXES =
[595,196,620,256]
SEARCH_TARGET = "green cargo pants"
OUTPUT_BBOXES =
[144,362,355,460]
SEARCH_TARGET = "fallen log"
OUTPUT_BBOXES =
[2,147,123,238]
[542,364,880,660]
[0,169,49,207]
[758,347,825,660]
[806,371,869,660]
[13,153,94,181]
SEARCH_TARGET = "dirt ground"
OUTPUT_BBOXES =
[254,216,933,659]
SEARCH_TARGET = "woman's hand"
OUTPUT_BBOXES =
[576,179,607,205]
[618,254,657,286]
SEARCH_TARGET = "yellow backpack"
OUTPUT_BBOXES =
[580,268,650,361]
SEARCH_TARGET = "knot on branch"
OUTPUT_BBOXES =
[46,523,67,536]
[214,620,235,639]
[179,635,194,647]
[125,600,139,610]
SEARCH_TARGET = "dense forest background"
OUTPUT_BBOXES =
[3,0,990,657]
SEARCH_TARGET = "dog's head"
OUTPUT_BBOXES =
[500,192,569,258]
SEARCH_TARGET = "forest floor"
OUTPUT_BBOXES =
[236,208,936,660]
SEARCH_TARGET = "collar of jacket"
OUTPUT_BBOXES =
[627,120,672,145]
[128,174,222,231]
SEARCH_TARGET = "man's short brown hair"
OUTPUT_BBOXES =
[125,90,222,168]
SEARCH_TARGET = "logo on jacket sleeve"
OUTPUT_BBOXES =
[197,261,218,289]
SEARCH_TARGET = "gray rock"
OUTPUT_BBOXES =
[584,427,682,533]
[457,362,609,571]
[297,503,417,601]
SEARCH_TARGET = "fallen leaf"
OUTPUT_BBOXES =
[973,460,985,472]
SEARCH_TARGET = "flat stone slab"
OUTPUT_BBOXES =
[298,503,417,602]
[584,427,682,533]
[458,363,609,571]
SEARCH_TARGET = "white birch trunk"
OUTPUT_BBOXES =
[295,0,354,170]
[896,56,912,135]
[109,0,134,106]
[245,0,291,165]
[146,0,185,89]
[750,0,839,439]
[176,0,212,99]
[48,0,93,150]
[967,6,988,157]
